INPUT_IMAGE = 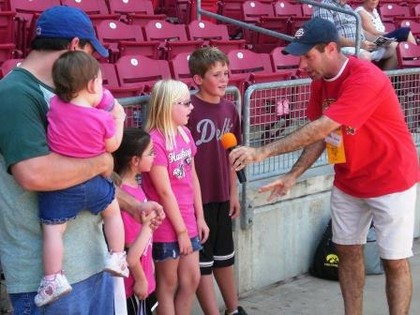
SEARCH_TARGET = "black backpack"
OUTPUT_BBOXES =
[309,219,383,280]
[309,219,339,280]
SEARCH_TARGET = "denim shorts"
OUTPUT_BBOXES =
[38,176,115,224]
[9,272,114,315]
[153,236,202,261]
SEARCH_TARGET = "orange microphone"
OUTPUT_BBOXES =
[220,132,247,183]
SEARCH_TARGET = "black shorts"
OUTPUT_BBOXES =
[199,202,235,275]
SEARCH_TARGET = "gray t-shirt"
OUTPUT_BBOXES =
[0,68,107,293]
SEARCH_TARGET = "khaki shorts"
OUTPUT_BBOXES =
[331,185,417,260]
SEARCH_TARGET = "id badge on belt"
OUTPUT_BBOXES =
[325,129,346,164]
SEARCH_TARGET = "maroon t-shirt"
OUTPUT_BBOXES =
[187,95,241,204]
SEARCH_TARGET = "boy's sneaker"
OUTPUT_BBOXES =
[104,251,129,277]
[237,306,248,315]
[225,306,248,315]
[34,272,72,307]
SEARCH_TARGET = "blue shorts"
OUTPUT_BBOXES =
[9,272,114,315]
[385,27,411,42]
[152,236,202,261]
[38,176,115,224]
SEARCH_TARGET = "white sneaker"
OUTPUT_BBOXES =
[104,251,129,277]
[34,272,72,307]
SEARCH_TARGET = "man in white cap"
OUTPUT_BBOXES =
[0,6,162,314]
[229,17,418,315]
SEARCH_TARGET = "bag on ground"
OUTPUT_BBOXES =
[309,219,384,280]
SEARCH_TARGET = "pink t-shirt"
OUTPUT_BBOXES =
[142,127,198,242]
[47,96,115,157]
[120,184,155,298]
[308,57,419,197]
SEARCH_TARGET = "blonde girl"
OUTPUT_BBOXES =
[142,80,209,315]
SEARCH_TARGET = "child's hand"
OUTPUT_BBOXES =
[177,231,192,255]
[133,201,164,226]
[140,210,156,226]
[111,101,126,121]
[197,218,210,244]
[133,279,149,300]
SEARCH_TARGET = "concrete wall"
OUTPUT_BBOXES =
[235,174,334,293]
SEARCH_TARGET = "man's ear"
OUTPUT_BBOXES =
[327,42,339,54]
[192,74,203,86]
[68,37,80,51]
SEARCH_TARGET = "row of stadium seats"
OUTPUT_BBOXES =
[96,19,247,62]
[97,48,301,98]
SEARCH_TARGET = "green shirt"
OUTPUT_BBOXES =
[0,68,107,293]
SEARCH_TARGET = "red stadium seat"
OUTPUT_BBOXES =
[9,0,61,56]
[378,3,412,24]
[241,0,278,51]
[301,3,313,17]
[270,46,303,78]
[96,20,160,61]
[0,58,23,78]
[241,0,274,24]
[0,11,16,44]
[157,0,193,24]
[187,20,246,53]
[61,0,120,27]
[100,62,144,98]
[272,0,308,34]
[61,0,111,15]
[219,0,250,36]
[115,55,172,94]
[257,16,291,52]
[168,52,197,89]
[0,0,9,10]
[127,13,167,27]
[395,42,420,131]
[9,0,61,22]
[396,41,420,68]
[227,48,273,94]
[108,0,156,21]
[273,1,302,17]
[143,20,203,59]
[0,43,16,66]
[414,4,420,17]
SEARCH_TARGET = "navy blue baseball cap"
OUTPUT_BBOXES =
[282,18,339,56]
[35,6,109,57]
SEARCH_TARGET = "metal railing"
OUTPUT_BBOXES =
[241,67,420,180]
